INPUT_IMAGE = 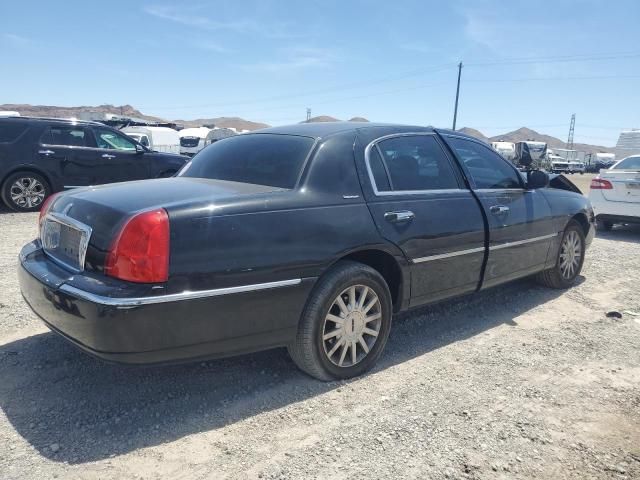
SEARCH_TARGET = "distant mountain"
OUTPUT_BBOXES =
[458,126,614,155]
[487,127,613,154]
[0,104,268,132]
[0,103,163,122]
[458,127,489,143]
[302,115,369,123]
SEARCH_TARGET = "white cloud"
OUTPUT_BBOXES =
[143,4,298,39]
[192,40,230,53]
[2,33,30,46]
[241,47,337,72]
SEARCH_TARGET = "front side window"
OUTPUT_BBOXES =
[41,126,89,147]
[447,137,522,189]
[180,133,315,189]
[94,127,136,151]
[370,135,459,192]
[613,156,640,170]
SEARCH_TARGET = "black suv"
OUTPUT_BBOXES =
[0,117,189,211]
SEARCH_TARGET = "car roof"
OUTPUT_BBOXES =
[0,116,104,127]
[254,121,470,140]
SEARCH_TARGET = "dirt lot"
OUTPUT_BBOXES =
[1,185,639,479]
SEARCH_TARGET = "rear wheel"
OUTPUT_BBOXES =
[1,172,51,212]
[536,220,585,289]
[288,261,392,381]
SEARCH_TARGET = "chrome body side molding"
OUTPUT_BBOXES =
[412,233,558,264]
[59,278,303,307]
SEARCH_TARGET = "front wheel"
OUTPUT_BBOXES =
[536,220,585,289]
[288,261,392,381]
[1,172,51,212]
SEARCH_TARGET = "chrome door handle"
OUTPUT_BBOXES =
[39,149,55,155]
[101,154,116,159]
[490,205,510,215]
[384,210,415,223]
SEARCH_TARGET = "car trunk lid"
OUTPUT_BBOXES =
[45,178,283,263]
[598,170,640,203]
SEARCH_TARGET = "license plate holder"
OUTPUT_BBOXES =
[41,214,92,272]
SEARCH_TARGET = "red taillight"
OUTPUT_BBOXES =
[590,177,613,189]
[38,193,61,225]
[105,208,170,283]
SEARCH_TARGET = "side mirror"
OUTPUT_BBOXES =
[527,170,549,189]
[135,144,146,154]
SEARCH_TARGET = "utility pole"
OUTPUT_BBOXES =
[306,108,311,122]
[567,113,575,150]
[452,62,463,130]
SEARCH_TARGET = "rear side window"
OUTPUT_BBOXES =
[613,156,640,170]
[370,135,459,192]
[0,123,28,143]
[41,126,89,147]
[181,134,315,189]
[447,137,522,189]
[368,147,391,191]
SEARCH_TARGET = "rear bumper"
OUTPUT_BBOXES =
[19,244,314,365]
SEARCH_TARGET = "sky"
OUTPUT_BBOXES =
[1,0,639,146]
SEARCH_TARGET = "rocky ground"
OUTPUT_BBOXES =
[0,201,639,479]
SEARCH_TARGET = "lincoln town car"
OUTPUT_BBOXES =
[19,123,595,380]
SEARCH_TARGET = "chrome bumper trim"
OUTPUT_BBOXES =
[59,278,302,307]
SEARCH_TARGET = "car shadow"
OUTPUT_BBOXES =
[0,278,566,464]
[596,223,640,243]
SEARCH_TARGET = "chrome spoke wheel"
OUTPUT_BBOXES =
[559,230,581,279]
[9,177,45,208]
[322,285,381,368]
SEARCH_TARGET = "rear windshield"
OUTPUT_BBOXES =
[180,134,315,189]
[0,123,28,143]
[613,156,640,170]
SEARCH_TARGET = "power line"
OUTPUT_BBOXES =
[141,51,640,113]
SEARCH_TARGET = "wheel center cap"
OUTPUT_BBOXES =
[344,312,364,338]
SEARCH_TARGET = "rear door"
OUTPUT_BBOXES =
[600,157,640,204]
[90,126,149,184]
[38,125,98,187]
[360,132,486,306]
[443,135,556,288]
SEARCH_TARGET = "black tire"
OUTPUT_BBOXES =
[536,220,585,289]
[1,171,51,212]
[596,220,613,231]
[288,261,393,381]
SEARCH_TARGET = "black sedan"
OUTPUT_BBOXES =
[19,123,595,380]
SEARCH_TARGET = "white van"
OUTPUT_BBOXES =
[179,127,211,157]
[122,126,181,154]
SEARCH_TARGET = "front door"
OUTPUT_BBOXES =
[90,127,149,184]
[359,132,486,306]
[443,135,556,288]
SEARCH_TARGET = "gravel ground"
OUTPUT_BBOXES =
[1,196,639,480]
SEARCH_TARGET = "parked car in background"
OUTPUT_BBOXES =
[122,126,181,154]
[19,123,595,380]
[0,116,189,211]
[179,126,211,157]
[568,161,586,174]
[589,155,640,230]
